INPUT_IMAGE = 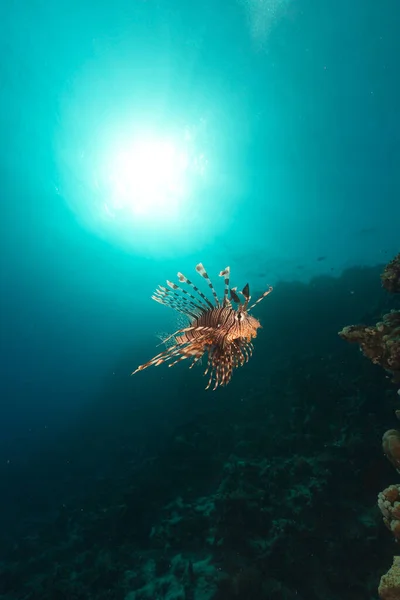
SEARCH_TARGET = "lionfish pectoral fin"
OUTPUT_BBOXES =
[168,355,189,368]
[189,354,203,369]
[153,282,204,318]
[159,326,197,346]
[132,343,185,375]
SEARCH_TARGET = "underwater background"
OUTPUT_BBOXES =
[1,0,400,598]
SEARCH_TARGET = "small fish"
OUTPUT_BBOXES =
[358,227,377,236]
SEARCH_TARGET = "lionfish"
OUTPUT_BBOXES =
[132,263,273,390]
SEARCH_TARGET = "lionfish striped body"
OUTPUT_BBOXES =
[132,263,273,390]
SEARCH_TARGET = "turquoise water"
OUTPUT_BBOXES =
[1,1,400,598]
[3,0,399,423]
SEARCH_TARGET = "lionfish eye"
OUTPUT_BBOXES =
[237,312,243,321]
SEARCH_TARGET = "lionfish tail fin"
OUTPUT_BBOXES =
[247,286,273,311]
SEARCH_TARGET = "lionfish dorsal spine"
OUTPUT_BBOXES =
[218,266,231,306]
[241,283,251,310]
[247,286,274,311]
[195,263,220,306]
[230,287,241,304]
[176,272,214,310]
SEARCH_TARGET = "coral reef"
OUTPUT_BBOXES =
[379,556,400,600]
[0,349,387,600]
[0,264,397,600]
[378,485,400,541]
[339,310,400,380]
[124,554,219,600]
[383,430,400,472]
[381,253,400,294]
[340,252,400,600]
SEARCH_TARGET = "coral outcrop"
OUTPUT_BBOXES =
[378,485,400,541]
[381,253,400,294]
[379,556,400,600]
[383,430,400,472]
[339,311,400,381]
[340,252,400,600]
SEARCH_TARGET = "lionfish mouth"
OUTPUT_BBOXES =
[132,263,273,390]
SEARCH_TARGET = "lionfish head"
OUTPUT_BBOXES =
[226,310,261,342]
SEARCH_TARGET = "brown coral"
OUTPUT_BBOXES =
[381,253,400,294]
[379,556,400,600]
[383,430,400,472]
[338,311,400,380]
[378,485,400,541]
